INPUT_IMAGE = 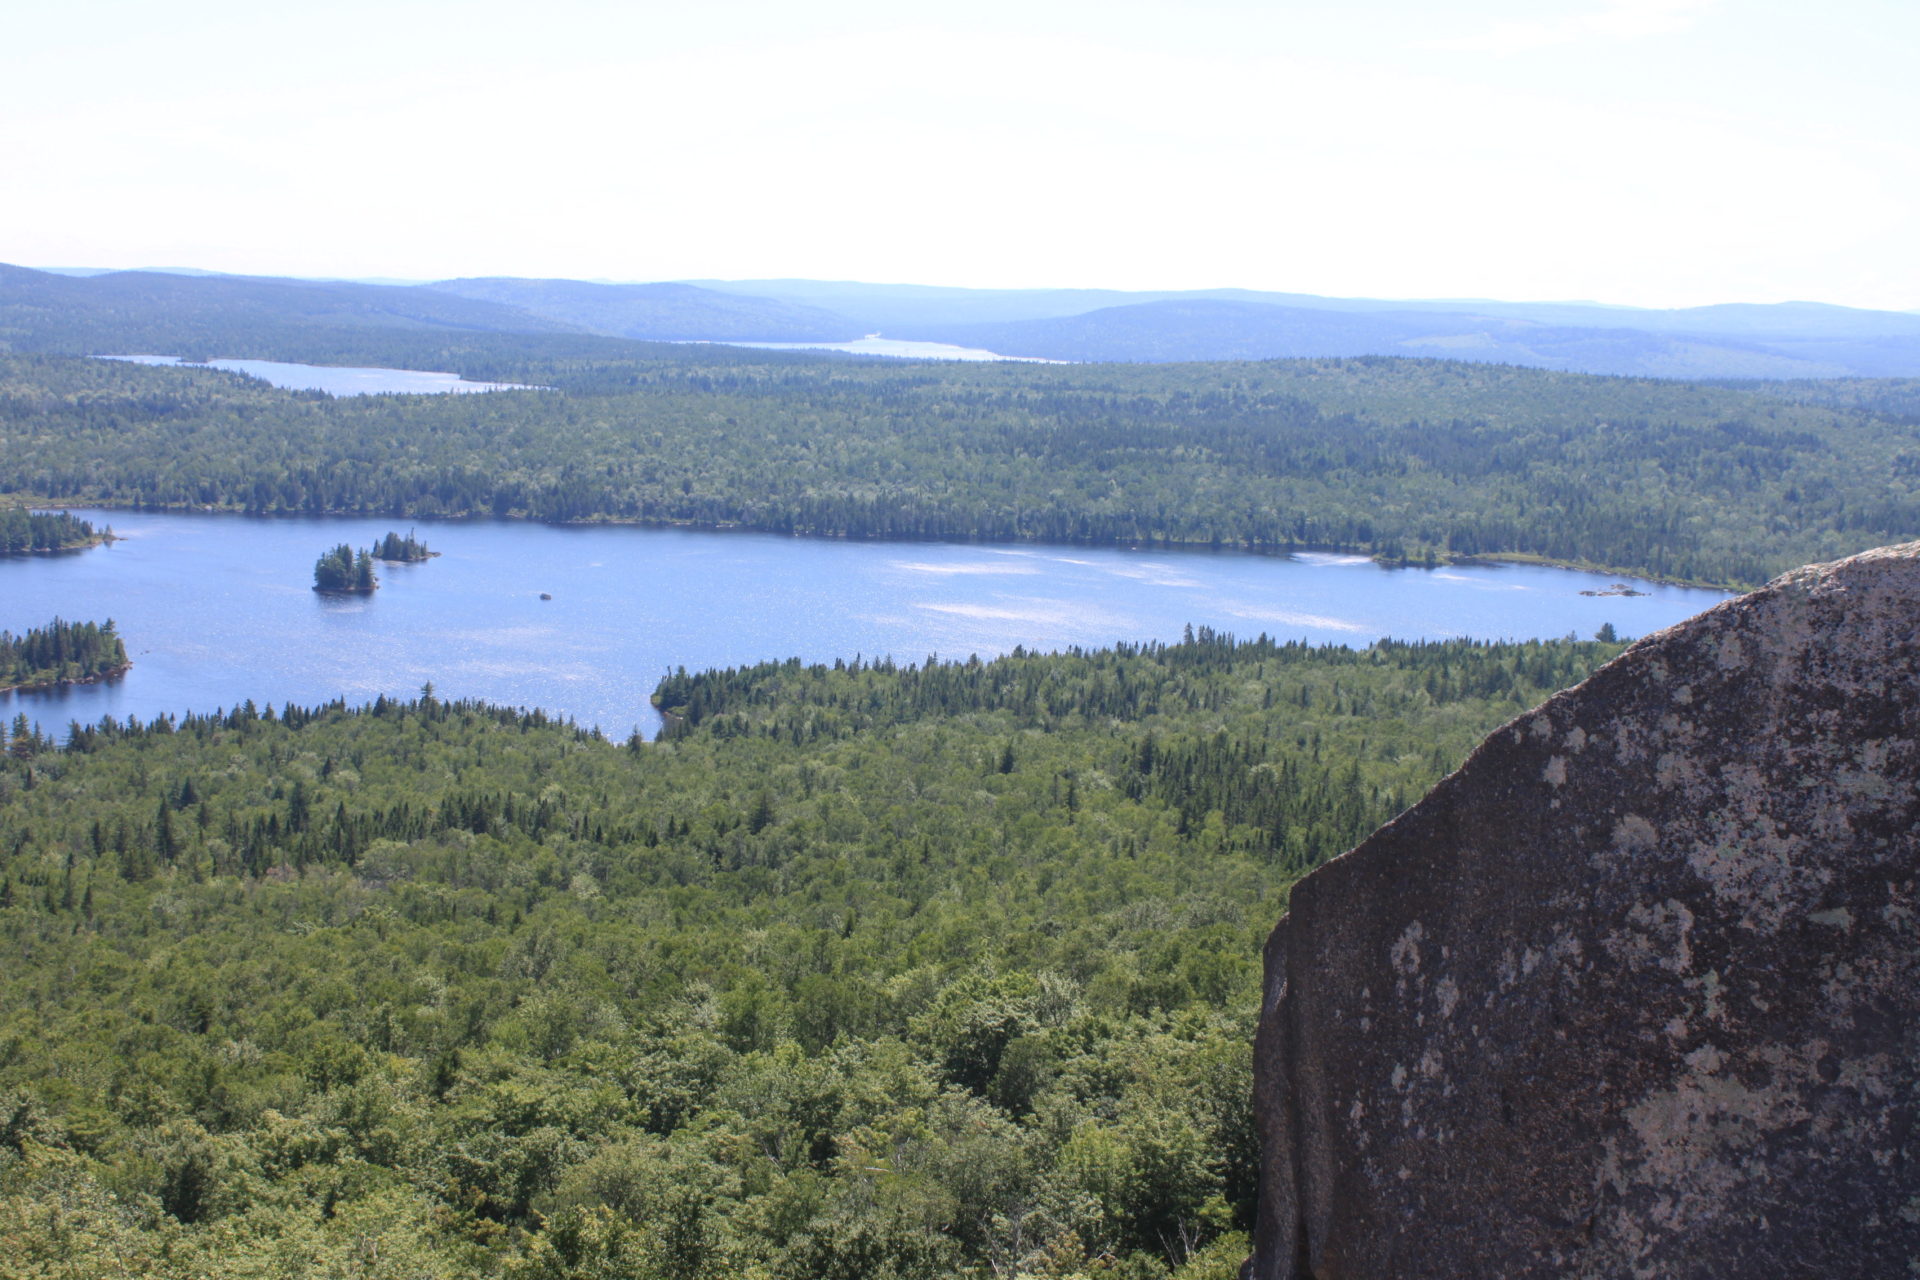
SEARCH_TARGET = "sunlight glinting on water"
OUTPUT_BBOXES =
[1,511,1731,740]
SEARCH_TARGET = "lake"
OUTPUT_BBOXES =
[103,355,545,395]
[1,511,1730,740]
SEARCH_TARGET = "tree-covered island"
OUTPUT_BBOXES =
[372,529,436,562]
[312,543,377,593]
[0,616,129,692]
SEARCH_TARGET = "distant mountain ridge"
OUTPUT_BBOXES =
[686,279,1920,338]
[425,277,862,343]
[0,263,582,358]
[687,280,1920,377]
[885,298,1879,379]
[8,262,1920,378]
[0,265,866,356]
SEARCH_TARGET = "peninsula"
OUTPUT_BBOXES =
[1,506,109,556]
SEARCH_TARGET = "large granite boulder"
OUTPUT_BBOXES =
[1247,542,1920,1280]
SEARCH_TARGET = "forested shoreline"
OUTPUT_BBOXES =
[3,351,1917,588]
[0,634,1620,1278]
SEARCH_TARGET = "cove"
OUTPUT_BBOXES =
[0,510,1730,740]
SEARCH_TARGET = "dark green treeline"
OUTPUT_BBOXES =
[3,351,1917,587]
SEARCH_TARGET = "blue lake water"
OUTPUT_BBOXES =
[103,355,545,395]
[1,511,1731,739]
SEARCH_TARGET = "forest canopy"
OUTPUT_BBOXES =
[1,350,1917,588]
[0,633,1619,1279]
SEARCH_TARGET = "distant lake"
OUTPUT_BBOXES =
[1,511,1730,740]
[103,355,546,396]
[706,336,1062,362]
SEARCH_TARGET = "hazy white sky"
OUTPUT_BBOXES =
[4,0,1914,308]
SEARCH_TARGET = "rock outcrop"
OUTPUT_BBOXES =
[1247,543,1920,1280]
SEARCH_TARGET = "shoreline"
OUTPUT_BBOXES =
[10,494,1755,592]
[1435,551,1733,593]
[0,532,117,558]
[1,660,133,697]
[649,698,688,736]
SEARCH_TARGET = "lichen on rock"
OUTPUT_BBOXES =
[1246,541,1920,1280]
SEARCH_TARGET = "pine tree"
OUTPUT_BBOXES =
[154,799,177,864]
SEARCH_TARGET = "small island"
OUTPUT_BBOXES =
[372,528,438,563]
[0,617,130,693]
[313,543,378,593]
[2,507,112,556]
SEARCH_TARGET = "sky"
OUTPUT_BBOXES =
[3,0,1916,310]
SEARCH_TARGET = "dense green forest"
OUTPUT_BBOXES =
[0,618,127,692]
[373,530,434,563]
[313,544,378,593]
[2,351,1917,587]
[1,507,103,556]
[0,634,1620,1278]
[1746,376,1920,425]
